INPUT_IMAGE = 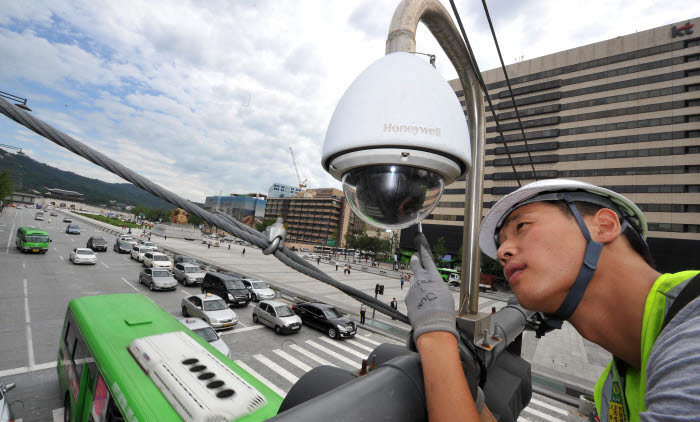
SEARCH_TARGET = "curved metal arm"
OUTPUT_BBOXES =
[385,0,486,315]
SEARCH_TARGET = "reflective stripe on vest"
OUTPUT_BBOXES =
[594,271,700,422]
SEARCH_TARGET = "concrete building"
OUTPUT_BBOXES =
[402,18,700,272]
[204,194,267,223]
[267,183,303,198]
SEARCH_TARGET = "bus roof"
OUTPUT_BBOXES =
[438,268,460,273]
[68,294,282,421]
[18,226,49,235]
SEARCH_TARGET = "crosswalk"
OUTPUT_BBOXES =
[232,333,580,421]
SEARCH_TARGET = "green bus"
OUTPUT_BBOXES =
[15,226,50,253]
[437,268,461,284]
[58,294,282,421]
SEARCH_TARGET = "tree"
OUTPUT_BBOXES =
[0,170,13,202]
[432,236,447,263]
[480,252,503,276]
[254,218,277,233]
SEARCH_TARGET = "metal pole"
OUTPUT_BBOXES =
[385,0,486,315]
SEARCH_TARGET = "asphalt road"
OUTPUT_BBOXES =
[0,206,582,422]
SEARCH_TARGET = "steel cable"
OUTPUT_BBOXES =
[0,97,408,323]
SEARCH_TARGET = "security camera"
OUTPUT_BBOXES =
[322,52,471,230]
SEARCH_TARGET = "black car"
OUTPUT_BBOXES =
[174,255,201,267]
[113,240,132,253]
[201,272,251,307]
[87,236,108,252]
[293,302,357,339]
[50,212,58,216]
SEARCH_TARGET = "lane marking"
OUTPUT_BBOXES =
[219,325,265,335]
[22,262,26,269]
[344,339,374,353]
[53,247,57,251]
[123,257,130,262]
[180,289,190,295]
[305,340,359,368]
[353,334,382,346]
[529,398,569,416]
[100,262,110,269]
[234,360,286,398]
[522,407,564,422]
[517,418,531,422]
[318,336,368,359]
[0,361,57,378]
[23,279,35,368]
[253,354,298,384]
[289,344,336,367]
[5,223,14,254]
[53,407,64,422]
[59,256,64,261]
[273,349,313,372]
[120,277,140,292]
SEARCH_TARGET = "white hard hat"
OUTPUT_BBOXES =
[479,179,647,259]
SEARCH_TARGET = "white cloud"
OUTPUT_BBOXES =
[0,0,697,205]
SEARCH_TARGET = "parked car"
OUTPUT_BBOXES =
[113,240,132,253]
[86,236,108,252]
[143,252,172,269]
[177,317,231,358]
[50,212,58,217]
[138,268,177,291]
[201,272,251,307]
[173,263,206,286]
[181,294,239,330]
[35,212,44,221]
[130,245,153,262]
[69,248,97,265]
[242,279,276,301]
[252,300,302,334]
[174,255,199,265]
[139,241,158,251]
[63,217,72,223]
[118,236,138,247]
[65,224,81,234]
[293,302,357,339]
[0,382,16,422]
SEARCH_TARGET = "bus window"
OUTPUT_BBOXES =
[90,374,124,422]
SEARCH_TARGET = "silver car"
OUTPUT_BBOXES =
[0,382,16,422]
[140,240,158,251]
[181,294,238,330]
[178,317,231,358]
[130,245,153,262]
[252,300,302,335]
[173,263,205,286]
[69,248,97,265]
[138,268,177,291]
[242,279,276,301]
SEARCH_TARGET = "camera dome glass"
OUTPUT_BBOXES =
[342,165,445,230]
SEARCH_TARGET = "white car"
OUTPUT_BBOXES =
[118,236,139,247]
[130,245,153,262]
[140,241,158,251]
[242,279,276,301]
[143,252,172,269]
[177,318,231,358]
[181,294,238,330]
[69,248,97,265]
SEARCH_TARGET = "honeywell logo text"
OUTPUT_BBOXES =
[384,123,441,136]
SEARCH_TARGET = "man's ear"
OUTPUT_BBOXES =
[593,208,622,243]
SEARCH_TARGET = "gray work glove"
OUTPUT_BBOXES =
[405,233,458,346]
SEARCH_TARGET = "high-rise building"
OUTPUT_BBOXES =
[204,194,266,224]
[402,18,700,272]
[267,183,303,198]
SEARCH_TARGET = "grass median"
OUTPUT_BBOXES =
[75,212,143,229]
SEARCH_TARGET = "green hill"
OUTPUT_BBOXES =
[0,148,177,210]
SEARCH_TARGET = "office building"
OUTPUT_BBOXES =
[204,194,267,225]
[402,18,700,272]
[268,183,303,198]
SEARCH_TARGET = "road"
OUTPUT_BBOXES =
[0,206,585,421]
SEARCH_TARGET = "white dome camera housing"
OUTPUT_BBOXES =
[322,52,471,230]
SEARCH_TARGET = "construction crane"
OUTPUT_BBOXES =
[289,146,307,189]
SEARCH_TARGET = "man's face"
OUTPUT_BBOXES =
[496,202,586,313]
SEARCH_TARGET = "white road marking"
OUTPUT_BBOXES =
[22,262,26,269]
[344,339,375,353]
[5,223,14,254]
[59,256,64,261]
[219,325,265,335]
[123,257,130,262]
[318,336,368,359]
[273,349,313,372]
[23,279,35,368]
[100,262,110,269]
[522,407,564,422]
[517,417,531,422]
[353,334,382,346]
[120,277,140,292]
[180,289,190,295]
[53,407,64,422]
[529,398,569,416]
[289,344,336,367]
[53,247,57,251]
[305,340,359,368]
[253,354,298,384]
[234,360,286,398]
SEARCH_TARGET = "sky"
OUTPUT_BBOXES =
[0,0,696,203]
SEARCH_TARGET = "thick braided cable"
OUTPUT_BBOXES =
[0,98,408,323]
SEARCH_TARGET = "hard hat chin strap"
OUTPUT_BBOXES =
[538,193,604,335]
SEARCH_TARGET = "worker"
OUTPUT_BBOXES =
[405,179,699,421]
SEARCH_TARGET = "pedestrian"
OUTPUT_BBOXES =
[348,265,351,276]
[242,248,246,257]
[400,276,405,290]
[164,235,167,240]
[344,265,348,275]
[335,261,339,271]
[208,243,211,249]
[360,303,366,324]
[228,244,231,250]
[317,257,321,265]
[390,297,398,320]
[405,179,700,421]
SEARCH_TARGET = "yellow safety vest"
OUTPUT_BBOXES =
[594,271,700,422]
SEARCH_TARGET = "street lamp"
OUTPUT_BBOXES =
[0,90,32,112]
